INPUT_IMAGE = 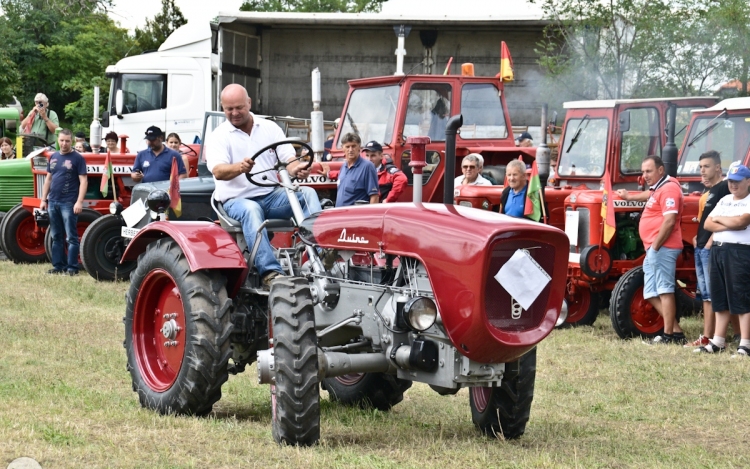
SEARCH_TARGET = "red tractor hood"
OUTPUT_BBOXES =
[298,203,569,363]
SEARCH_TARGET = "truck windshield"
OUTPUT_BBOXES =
[459,83,508,139]
[337,85,399,147]
[678,114,750,174]
[557,117,608,177]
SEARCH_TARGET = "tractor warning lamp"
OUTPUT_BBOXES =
[461,63,475,77]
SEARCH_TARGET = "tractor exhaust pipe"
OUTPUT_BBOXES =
[443,114,463,204]
[536,104,551,187]
[663,103,678,177]
[310,68,324,162]
[90,86,102,153]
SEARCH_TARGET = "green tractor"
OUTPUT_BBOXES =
[0,107,34,214]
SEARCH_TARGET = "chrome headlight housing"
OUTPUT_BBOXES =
[399,297,437,332]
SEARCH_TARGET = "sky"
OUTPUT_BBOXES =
[108,0,542,32]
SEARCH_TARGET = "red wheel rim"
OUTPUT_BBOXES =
[566,287,592,323]
[335,373,365,386]
[15,215,45,256]
[629,286,662,334]
[132,269,186,392]
[471,387,491,413]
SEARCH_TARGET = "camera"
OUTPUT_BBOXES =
[37,103,44,109]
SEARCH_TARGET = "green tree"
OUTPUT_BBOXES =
[707,0,750,97]
[133,0,187,52]
[240,0,386,13]
[0,49,21,104]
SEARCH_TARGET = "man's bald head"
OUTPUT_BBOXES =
[220,84,253,130]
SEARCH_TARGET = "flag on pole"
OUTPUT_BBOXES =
[169,157,182,218]
[100,151,113,197]
[524,159,542,222]
[601,169,616,243]
[498,41,514,82]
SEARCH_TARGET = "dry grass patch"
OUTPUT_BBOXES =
[1,260,749,468]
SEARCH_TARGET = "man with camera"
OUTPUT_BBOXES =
[20,93,59,144]
[39,129,87,276]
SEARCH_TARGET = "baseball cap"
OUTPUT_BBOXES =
[727,164,750,181]
[363,140,383,152]
[74,131,86,139]
[144,126,164,141]
[515,131,533,142]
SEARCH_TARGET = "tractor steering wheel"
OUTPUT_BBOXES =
[179,143,198,157]
[18,133,51,147]
[245,138,314,187]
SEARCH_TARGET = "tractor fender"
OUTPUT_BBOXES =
[121,221,248,295]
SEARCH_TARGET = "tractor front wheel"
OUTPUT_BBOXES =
[270,277,320,446]
[470,347,536,439]
[124,238,233,415]
[322,373,412,411]
[609,266,663,339]
[562,284,600,327]
[80,214,136,281]
[1,204,46,263]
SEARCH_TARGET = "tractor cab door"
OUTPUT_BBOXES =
[397,82,453,202]
[615,105,661,186]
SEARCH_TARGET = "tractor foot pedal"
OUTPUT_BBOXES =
[247,287,270,297]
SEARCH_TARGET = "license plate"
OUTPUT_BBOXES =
[121,226,141,239]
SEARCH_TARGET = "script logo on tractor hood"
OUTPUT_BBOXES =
[337,229,369,244]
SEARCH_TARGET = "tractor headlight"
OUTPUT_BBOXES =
[110,201,123,215]
[400,297,437,332]
[458,201,472,207]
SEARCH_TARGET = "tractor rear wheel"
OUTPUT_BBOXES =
[322,372,412,411]
[124,238,232,415]
[80,214,136,281]
[562,285,600,327]
[609,266,663,339]
[470,347,536,439]
[270,277,320,446]
[676,288,702,317]
[1,204,46,263]
[44,209,100,265]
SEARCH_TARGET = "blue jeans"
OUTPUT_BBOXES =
[48,201,79,272]
[695,247,711,302]
[224,187,321,277]
[642,247,681,299]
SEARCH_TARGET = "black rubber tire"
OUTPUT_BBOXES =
[1,204,46,264]
[676,288,702,317]
[0,211,8,257]
[560,289,600,328]
[44,209,100,264]
[609,266,662,339]
[124,238,233,415]
[470,347,536,439]
[322,372,412,411]
[80,214,136,281]
[580,245,613,280]
[270,277,320,446]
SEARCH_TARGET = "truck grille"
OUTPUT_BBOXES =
[484,240,556,332]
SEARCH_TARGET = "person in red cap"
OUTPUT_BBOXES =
[363,140,407,203]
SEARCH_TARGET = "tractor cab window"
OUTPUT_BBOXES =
[337,85,399,148]
[403,83,452,142]
[116,73,167,115]
[679,114,750,175]
[459,83,508,139]
[400,150,440,185]
[620,107,659,173]
[557,117,608,177]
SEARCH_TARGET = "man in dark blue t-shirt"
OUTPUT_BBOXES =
[39,129,88,275]
[319,133,379,207]
[131,126,187,183]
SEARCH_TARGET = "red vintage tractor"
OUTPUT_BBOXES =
[120,122,569,445]
[0,135,200,267]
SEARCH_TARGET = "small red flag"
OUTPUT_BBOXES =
[100,151,112,197]
[498,41,514,82]
[169,157,182,218]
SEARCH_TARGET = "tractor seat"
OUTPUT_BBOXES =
[211,197,297,233]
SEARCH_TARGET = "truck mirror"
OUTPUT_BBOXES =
[333,117,340,129]
[618,110,630,132]
[115,90,123,118]
[102,111,110,128]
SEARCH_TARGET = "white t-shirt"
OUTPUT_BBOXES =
[206,115,295,202]
[454,174,492,186]
[707,192,750,245]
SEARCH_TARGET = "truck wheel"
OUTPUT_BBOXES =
[124,238,233,415]
[609,266,662,339]
[470,347,536,439]
[562,285,600,327]
[44,209,100,264]
[80,214,135,281]
[322,372,412,411]
[1,204,46,263]
[270,277,320,446]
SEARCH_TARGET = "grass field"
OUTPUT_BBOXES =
[1,260,749,468]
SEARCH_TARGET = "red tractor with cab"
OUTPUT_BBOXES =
[120,119,569,446]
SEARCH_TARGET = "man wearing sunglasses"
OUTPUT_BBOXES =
[455,153,492,187]
[20,93,59,144]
